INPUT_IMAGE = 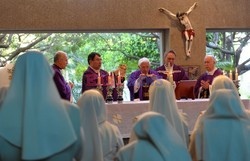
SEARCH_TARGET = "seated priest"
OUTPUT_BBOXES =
[155,50,189,84]
[194,55,223,98]
[127,57,160,101]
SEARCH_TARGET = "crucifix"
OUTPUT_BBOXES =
[159,2,198,58]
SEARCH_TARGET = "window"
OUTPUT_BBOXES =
[0,31,164,101]
[206,30,250,98]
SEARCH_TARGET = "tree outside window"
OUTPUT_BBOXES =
[206,31,250,98]
[0,32,162,101]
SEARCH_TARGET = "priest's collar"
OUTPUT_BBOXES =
[89,66,100,74]
[207,67,217,75]
[53,64,62,70]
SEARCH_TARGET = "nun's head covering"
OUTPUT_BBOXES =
[190,89,250,161]
[211,75,238,94]
[77,89,106,161]
[149,79,188,145]
[138,57,150,66]
[0,51,76,160]
[125,112,192,161]
[205,89,248,119]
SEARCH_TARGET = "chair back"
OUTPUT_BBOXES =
[175,80,196,100]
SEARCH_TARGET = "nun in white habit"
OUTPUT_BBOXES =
[191,75,246,131]
[211,75,250,115]
[189,89,250,161]
[149,79,189,146]
[77,89,124,161]
[0,51,81,161]
[115,112,192,161]
[211,75,238,93]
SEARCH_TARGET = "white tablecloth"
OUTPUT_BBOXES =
[106,99,250,138]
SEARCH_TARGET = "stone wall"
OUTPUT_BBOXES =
[0,0,249,71]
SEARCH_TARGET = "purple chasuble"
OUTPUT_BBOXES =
[127,69,160,101]
[52,64,71,101]
[81,66,109,99]
[155,64,189,83]
[194,68,223,98]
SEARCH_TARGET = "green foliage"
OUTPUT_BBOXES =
[206,31,250,72]
[216,61,234,71]
[206,31,235,70]
[0,32,161,101]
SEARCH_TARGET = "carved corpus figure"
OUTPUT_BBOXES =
[159,2,198,58]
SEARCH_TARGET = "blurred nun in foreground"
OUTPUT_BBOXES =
[192,75,248,125]
[211,75,250,115]
[115,112,192,161]
[189,89,250,161]
[77,89,123,161]
[148,79,189,145]
[211,75,239,93]
[0,51,81,161]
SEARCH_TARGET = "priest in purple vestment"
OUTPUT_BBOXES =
[194,55,223,98]
[127,57,160,101]
[81,52,109,99]
[155,50,189,83]
[82,53,126,101]
[52,51,73,101]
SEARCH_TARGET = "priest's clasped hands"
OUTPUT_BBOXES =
[138,73,158,81]
[200,80,210,89]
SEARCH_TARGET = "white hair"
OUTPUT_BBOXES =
[205,55,216,63]
[138,57,150,66]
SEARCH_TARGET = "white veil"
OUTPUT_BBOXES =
[0,51,76,160]
[149,79,188,145]
[77,89,106,161]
